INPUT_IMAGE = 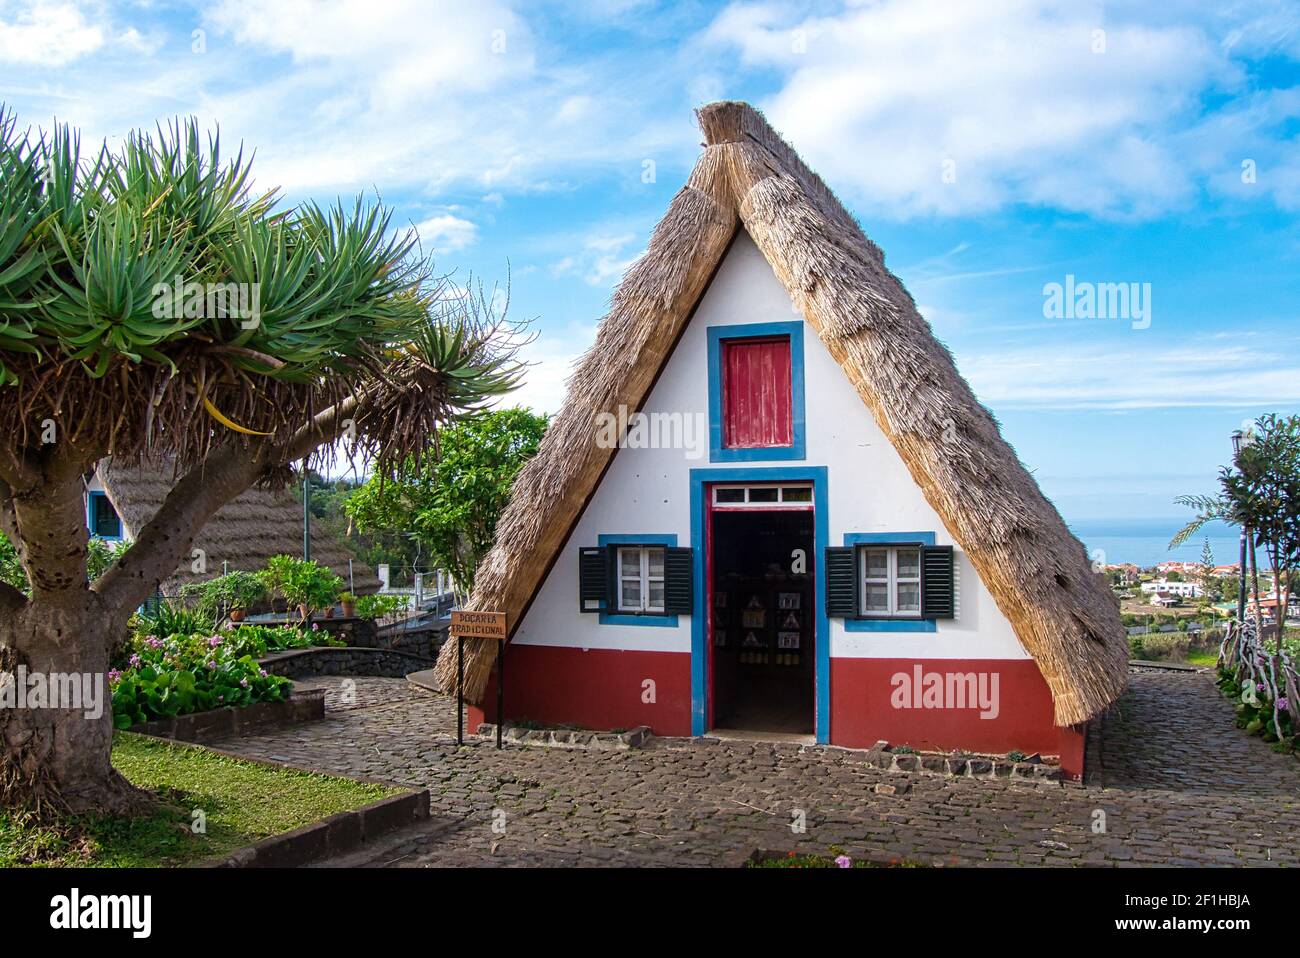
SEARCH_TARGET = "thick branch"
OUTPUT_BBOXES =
[269,393,363,468]
[0,447,39,496]
[93,394,367,623]
[92,443,262,619]
[0,579,26,616]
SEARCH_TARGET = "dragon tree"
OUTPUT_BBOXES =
[0,108,523,814]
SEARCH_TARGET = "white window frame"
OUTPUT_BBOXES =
[711,483,813,510]
[616,545,666,613]
[859,545,923,618]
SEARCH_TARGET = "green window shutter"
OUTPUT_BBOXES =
[663,547,694,615]
[922,545,955,619]
[825,546,858,617]
[578,547,608,612]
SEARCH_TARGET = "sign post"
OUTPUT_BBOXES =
[449,611,508,749]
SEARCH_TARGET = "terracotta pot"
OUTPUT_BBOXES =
[341,601,356,618]
[229,608,246,623]
[324,607,335,619]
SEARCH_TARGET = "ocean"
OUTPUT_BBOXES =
[1066,518,1241,569]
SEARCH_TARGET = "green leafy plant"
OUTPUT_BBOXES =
[179,570,267,617]
[258,555,342,618]
[346,407,547,597]
[353,593,407,621]
[131,601,216,641]
[110,632,291,728]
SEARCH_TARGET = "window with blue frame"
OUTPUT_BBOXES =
[88,491,122,540]
[577,534,694,627]
[707,322,806,462]
[824,532,955,632]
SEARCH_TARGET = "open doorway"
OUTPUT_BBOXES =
[708,485,815,736]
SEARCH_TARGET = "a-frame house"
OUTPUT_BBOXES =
[434,101,1126,776]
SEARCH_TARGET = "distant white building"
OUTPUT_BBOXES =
[1141,579,1202,599]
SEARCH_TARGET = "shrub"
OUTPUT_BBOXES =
[1136,632,1189,662]
[354,593,407,620]
[110,632,291,728]
[260,555,343,615]
[179,571,267,616]
[131,600,216,641]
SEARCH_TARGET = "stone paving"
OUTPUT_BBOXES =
[221,670,1300,867]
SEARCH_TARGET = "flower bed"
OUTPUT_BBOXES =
[110,624,343,728]
[1216,618,1299,753]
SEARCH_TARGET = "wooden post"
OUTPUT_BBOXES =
[447,611,508,748]
[497,643,505,750]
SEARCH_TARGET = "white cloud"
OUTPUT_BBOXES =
[411,213,480,253]
[705,0,1249,218]
[959,335,1300,409]
[509,320,596,415]
[0,0,104,65]
[552,233,643,286]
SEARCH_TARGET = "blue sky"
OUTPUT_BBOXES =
[3,0,1298,523]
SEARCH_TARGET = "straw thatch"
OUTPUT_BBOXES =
[434,100,1127,727]
[98,461,380,595]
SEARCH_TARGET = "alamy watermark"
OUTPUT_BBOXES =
[1042,274,1151,330]
[151,275,261,328]
[594,404,707,460]
[889,665,1000,719]
[0,667,104,720]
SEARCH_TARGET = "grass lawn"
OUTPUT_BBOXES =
[0,733,400,867]
[1185,650,1219,667]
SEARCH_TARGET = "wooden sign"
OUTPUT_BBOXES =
[449,610,507,641]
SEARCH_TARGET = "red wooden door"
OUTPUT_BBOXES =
[722,336,793,448]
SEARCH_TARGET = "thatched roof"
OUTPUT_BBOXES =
[434,100,1127,727]
[99,461,380,595]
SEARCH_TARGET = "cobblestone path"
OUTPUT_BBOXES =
[221,670,1299,867]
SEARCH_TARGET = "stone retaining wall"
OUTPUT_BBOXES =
[260,646,433,679]
[476,723,652,750]
[127,688,325,743]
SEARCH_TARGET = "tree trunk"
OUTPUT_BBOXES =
[0,595,149,817]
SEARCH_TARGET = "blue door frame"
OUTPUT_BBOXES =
[689,466,830,743]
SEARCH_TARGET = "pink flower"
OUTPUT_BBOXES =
[208,636,222,648]
[207,661,217,670]
[835,855,852,868]
[240,678,249,688]
[107,669,121,682]
[128,654,141,667]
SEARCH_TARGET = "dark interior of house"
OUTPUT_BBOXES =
[710,509,815,735]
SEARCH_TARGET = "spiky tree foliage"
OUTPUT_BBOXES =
[0,108,524,815]
[1172,415,1300,649]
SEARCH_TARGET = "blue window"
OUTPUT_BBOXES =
[842,532,937,633]
[707,322,806,462]
[88,491,123,540]
[596,534,680,627]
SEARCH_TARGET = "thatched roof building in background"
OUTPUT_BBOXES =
[98,461,380,595]
[434,100,1127,727]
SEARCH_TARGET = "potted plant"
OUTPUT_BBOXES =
[180,570,266,625]
[272,557,345,624]
[339,592,357,617]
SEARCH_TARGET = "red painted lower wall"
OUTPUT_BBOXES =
[468,647,1085,778]
[470,644,693,737]
[830,657,1085,778]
